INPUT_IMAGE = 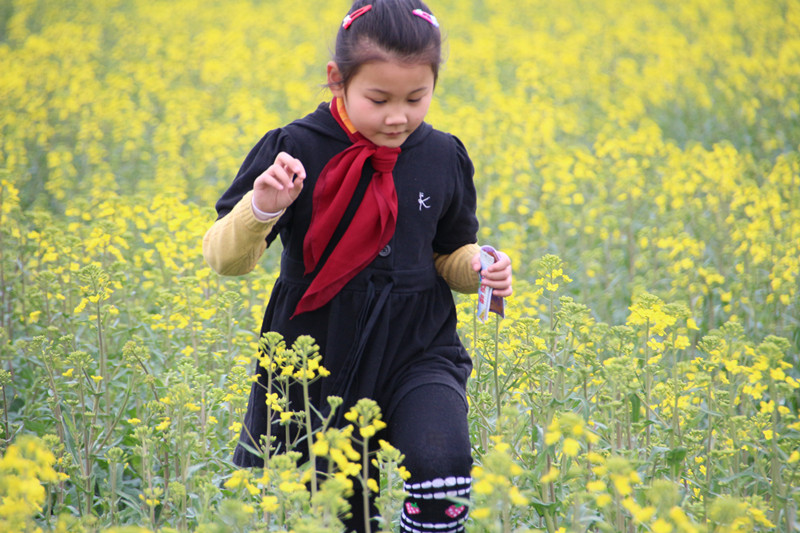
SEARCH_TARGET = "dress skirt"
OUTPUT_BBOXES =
[233,251,472,467]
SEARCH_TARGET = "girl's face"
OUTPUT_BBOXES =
[328,58,435,148]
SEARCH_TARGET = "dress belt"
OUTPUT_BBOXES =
[278,250,437,292]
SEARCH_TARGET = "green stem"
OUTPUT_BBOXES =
[670,345,680,452]
[705,381,713,514]
[502,496,511,533]
[769,380,781,528]
[95,299,110,429]
[493,314,501,429]
[1,383,9,444]
[544,512,556,533]
[0,187,5,337]
[77,375,92,516]
[302,360,317,497]
[265,357,274,466]
[41,352,66,445]
[362,436,372,533]
[643,319,651,451]
[110,459,118,526]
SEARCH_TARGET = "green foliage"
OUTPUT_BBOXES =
[1,0,799,531]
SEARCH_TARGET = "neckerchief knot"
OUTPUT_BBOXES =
[371,146,401,172]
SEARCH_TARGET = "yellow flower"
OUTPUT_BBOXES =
[260,495,279,513]
[586,480,606,492]
[633,505,656,523]
[224,469,250,489]
[473,478,493,495]
[359,419,387,438]
[184,402,201,412]
[562,437,580,457]
[612,475,632,496]
[540,466,559,483]
[278,480,305,493]
[155,417,171,432]
[595,493,612,507]
[509,485,528,505]
[586,451,605,464]
[749,507,775,528]
[770,368,785,381]
[471,507,491,520]
[312,438,329,457]
[652,518,673,533]
[398,466,411,481]
[73,298,88,314]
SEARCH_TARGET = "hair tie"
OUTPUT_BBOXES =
[412,8,439,27]
[342,5,372,29]
[342,5,440,30]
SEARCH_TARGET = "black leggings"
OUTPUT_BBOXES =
[390,383,472,533]
[345,383,472,533]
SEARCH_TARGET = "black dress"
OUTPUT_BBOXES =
[213,102,479,467]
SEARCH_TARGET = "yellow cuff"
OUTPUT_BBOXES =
[434,243,481,293]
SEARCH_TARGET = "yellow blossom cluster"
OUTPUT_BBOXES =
[545,412,599,458]
[471,439,528,522]
[0,436,62,531]
[1,0,799,530]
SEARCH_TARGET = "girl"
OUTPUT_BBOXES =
[203,1,512,531]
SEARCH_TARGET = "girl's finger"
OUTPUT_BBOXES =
[254,169,285,191]
[287,173,306,200]
[494,286,513,297]
[275,152,307,181]
[261,164,296,191]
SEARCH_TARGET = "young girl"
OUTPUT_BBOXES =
[203,1,512,531]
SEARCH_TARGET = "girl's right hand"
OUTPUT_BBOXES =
[252,152,307,213]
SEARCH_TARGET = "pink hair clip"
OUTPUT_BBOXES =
[342,5,373,29]
[412,8,439,28]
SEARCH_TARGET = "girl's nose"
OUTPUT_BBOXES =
[385,109,408,126]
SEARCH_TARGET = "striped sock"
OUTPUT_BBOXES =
[400,476,471,533]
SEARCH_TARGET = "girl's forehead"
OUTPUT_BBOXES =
[350,59,435,87]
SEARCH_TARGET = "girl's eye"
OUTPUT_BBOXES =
[408,98,422,103]
[369,98,387,105]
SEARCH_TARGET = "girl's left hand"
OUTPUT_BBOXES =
[471,250,513,297]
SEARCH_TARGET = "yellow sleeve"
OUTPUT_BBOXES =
[434,243,481,293]
[202,190,284,276]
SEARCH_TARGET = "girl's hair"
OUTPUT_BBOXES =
[333,0,442,89]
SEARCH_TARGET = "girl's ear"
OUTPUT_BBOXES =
[327,61,345,98]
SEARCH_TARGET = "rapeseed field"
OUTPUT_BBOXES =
[1,0,798,531]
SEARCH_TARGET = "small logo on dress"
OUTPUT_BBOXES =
[418,192,431,211]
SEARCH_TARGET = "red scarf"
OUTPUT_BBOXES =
[293,98,401,317]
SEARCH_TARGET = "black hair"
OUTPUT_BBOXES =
[333,0,442,89]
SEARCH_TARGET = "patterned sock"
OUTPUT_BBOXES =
[399,476,471,533]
